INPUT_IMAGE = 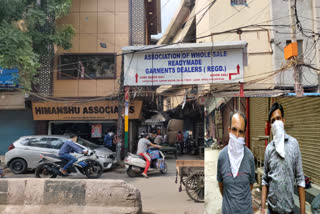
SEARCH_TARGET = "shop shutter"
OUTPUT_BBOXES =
[275,97,320,185]
[249,98,269,160]
[0,110,35,154]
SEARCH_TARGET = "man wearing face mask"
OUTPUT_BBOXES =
[261,102,305,214]
[217,111,255,214]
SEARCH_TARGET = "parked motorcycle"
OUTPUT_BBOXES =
[35,151,103,179]
[204,137,214,148]
[189,137,198,155]
[204,138,219,149]
[124,148,168,177]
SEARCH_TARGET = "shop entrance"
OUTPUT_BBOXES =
[49,121,117,145]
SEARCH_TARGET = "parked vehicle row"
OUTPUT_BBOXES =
[4,135,116,174]
[3,135,168,179]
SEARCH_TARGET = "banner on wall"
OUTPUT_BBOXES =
[91,124,102,138]
[32,101,143,120]
[123,42,247,86]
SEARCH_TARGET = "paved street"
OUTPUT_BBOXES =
[2,154,204,214]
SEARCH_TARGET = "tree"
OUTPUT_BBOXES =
[0,0,75,91]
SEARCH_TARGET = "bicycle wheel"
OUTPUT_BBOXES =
[185,171,204,203]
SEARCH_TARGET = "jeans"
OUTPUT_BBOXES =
[59,153,77,170]
[179,142,184,153]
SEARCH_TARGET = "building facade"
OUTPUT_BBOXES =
[0,0,161,154]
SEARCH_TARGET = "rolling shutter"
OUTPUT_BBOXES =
[0,110,35,154]
[275,97,320,185]
[249,98,269,159]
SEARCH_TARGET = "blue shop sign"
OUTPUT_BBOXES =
[0,67,19,88]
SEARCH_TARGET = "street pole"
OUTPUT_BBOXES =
[288,0,304,96]
[312,0,320,92]
[124,86,129,151]
[116,55,125,164]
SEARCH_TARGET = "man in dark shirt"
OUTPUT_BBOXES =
[59,134,88,175]
[217,111,255,214]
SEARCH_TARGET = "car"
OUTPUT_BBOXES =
[5,135,117,174]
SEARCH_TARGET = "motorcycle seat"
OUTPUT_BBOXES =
[132,154,146,160]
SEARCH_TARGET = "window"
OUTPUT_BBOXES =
[20,138,32,145]
[77,138,99,149]
[59,54,116,80]
[46,138,65,149]
[27,138,49,148]
[231,0,247,5]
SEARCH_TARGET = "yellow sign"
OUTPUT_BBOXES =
[32,101,142,120]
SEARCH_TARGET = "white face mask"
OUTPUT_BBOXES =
[228,133,245,178]
[271,120,285,158]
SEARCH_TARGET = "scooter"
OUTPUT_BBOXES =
[124,147,168,177]
[34,151,103,179]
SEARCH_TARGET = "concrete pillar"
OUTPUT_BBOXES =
[205,148,222,214]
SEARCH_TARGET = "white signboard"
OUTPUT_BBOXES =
[123,42,247,86]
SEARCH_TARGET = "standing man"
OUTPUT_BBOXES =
[261,102,305,214]
[176,130,184,154]
[59,134,88,175]
[217,111,255,214]
[104,129,114,150]
[137,133,162,178]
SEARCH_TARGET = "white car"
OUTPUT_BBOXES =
[5,135,116,174]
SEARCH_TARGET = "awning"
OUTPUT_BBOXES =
[206,97,231,114]
[144,111,166,125]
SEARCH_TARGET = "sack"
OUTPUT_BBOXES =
[157,158,164,169]
[305,176,312,189]
[149,150,160,159]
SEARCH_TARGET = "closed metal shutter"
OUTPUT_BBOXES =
[249,98,269,160]
[0,110,35,154]
[275,97,320,185]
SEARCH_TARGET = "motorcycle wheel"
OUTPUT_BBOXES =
[84,160,103,179]
[160,162,168,174]
[127,166,138,177]
[35,163,57,178]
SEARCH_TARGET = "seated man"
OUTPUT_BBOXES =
[59,134,88,175]
[137,133,162,178]
[154,133,163,145]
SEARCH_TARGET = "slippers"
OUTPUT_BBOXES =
[141,173,149,178]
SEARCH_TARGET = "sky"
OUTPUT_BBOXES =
[151,0,181,40]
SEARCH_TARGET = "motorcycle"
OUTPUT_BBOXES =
[204,137,214,148]
[35,151,103,179]
[189,137,198,155]
[124,147,168,177]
